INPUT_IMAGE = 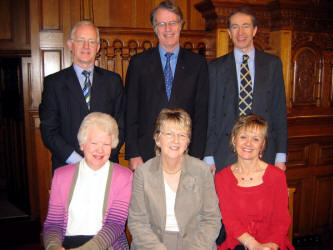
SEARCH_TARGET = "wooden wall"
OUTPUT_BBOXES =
[0,0,332,240]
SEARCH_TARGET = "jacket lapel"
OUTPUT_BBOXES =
[66,65,89,111]
[170,48,186,104]
[150,48,169,105]
[90,66,103,111]
[252,49,266,112]
[174,156,197,235]
[224,52,239,117]
[149,157,167,230]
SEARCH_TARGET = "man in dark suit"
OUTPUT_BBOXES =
[125,0,209,170]
[205,8,287,174]
[39,21,124,171]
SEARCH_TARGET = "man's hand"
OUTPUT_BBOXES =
[275,162,286,171]
[129,156,144,171]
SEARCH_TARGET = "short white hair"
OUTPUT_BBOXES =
[69,20,100,43]
[77,112,119,148]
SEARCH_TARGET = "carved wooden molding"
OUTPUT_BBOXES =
[195,0,333,33]
[97,27,216,81]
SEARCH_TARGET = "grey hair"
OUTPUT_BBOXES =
[69,20,100,43]
[150,0,184,29]
[77,112,119,148]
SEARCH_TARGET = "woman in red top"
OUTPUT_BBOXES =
[215,114,294,250]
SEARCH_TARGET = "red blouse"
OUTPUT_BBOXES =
[215,164,294,250]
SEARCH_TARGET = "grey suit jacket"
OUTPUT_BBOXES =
[205,49,287,173]
[128,155,221,250]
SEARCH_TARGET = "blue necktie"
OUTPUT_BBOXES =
[82,70,92,109]
[239,55,253,115]
[164,52,174,101]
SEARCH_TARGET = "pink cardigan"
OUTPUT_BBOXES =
[43,162,133,250]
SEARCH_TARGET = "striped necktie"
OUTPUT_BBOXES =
[164,52,174,101]
[82,70,92,109]
[239,54,253,115]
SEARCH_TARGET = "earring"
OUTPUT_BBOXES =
[259,151,263,159]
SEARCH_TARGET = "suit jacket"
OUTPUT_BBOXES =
[39,65,125,171]
[43,161,133,250]
[205,49,287,173]
[125,47,209,161]
[128,155,221,250]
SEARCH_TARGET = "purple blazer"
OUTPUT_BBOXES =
[43,162,133,250]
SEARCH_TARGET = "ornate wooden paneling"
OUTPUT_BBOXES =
[291,46,321,108]
[97,27,216,82]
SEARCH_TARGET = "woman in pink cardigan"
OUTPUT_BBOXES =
[43,112,133,250]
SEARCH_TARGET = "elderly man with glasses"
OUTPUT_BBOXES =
[39,20,125,172]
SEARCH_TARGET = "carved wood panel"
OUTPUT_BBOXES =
[97,27,216,82]
[292,46,321,108]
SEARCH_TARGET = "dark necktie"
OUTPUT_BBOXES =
[82,70,92,109]
[239,54,253,115]
[163,52,174,101]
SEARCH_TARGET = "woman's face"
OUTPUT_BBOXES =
[233,126,265,161]
[156,121,189,161]
[80,126,112,170]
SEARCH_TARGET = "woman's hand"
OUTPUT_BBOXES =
[247,239,278,250]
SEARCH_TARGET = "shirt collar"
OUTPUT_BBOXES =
[159,44,180,58]
[234,47,255,64]
[73,63,94,76]
[81,158,110,176]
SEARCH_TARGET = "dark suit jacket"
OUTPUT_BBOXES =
[128,155,221,250]
[125,47,209,161]
[39,65,125,171]
[205,49,287,173]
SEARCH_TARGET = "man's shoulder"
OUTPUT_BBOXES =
[180,47,205,62]
[130,47,158,61]
[256,49,281,62]
[94,66,122,80]
[44,66,74,81]
[209,51,233,66]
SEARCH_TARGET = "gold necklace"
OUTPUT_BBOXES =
[163,167,181,175]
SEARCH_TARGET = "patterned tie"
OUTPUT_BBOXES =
[164,52,174,101]
[82,70,92,109]
[239,54,253,115]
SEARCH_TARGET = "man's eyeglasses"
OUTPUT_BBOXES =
[155,21,179,29]
[72,39,98,46]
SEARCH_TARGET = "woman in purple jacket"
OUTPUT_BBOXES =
[43,112,133,250]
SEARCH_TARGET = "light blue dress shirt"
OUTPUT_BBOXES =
[159,45,180,78]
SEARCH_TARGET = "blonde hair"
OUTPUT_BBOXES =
[77,112,119,148]
[153,108,191,154]
[230,114,268,152]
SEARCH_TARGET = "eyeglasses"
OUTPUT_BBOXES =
[72,39,98,46]
[160,131,188,141]
[155,21,179,29]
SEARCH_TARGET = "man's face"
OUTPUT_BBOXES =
[67,24,100,69]
[228,13,257,53]
[154,8,181,52]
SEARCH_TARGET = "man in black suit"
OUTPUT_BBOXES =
[205,8,287,174]
[125,0,209,170]
[39,21,124,171]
